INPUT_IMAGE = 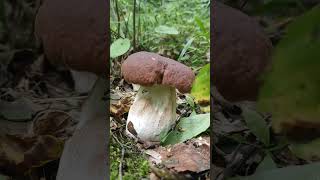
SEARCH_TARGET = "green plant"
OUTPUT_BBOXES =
[110,0,209,67]
[110,135,150,180]
[230,5,320,179]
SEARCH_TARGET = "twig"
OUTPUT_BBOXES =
[119,146,125,180]
[137,0,141,45]
[124,13,130,37]
[240,0,249,10]
[112,131,131,149]
[112,133,127,180]
[31,95,87,103]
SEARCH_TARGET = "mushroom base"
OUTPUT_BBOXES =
[126,85,176,142]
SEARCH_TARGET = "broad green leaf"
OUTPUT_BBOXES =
[258,6,320,140]
[191,64,210,112]
[289,138,320,161]
[255,153,277,173]
[110,38,131,58]
[229,162,320,180]
[242,107,270,146]
[155,25,179,35]
[161,113,210,145]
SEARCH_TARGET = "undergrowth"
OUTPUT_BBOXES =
[110,133,149,180]
[110,0,210,67]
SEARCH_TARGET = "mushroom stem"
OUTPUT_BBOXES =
[126,85,176,141]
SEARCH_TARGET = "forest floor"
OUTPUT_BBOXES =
[0,0,318,180]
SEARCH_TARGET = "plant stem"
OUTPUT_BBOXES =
[133,0,136,50]
[115,0,120,36]
[137,0,141,46]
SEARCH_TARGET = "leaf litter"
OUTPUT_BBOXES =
[0,2,88,178]
[110,52,211,179]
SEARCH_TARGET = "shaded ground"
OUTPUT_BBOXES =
[211,1,320,179]
[109,54,210,179]
[0,1,88,179]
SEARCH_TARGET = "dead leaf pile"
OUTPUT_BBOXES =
[0,134,63,175]
[0,3,87,176]
[150,137,210,172]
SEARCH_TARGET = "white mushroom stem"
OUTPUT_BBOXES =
[126,85,177,141]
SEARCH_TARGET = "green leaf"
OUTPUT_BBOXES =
[161,113,210,145]
[191,64,210,112]
[185,94,195,108]
[178,37,194,61]
[255,153,277,173]
[155,25,179,35]
[242,107,270,146]
[289,138,320,161]
[229,162,320,180]
[110,38,131,58]
[194,16,209,39]
[257,6,320,140]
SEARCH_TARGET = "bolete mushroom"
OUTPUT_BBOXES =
[34,0,108,93]
[121,52,195,142]
[34,0,108,179]
[212,1,272,102]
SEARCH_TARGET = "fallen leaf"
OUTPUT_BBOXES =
[110,95,132,118]
[289,138,320,161]
[145,149,162,164]
[0,134,64,175]
[30,110,76,138]
[152,138,210,173]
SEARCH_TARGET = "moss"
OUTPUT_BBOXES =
[110,134,150,180]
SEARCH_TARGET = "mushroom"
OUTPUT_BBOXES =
[34,0,108,93]
[212,1,272,102]
[34,0,108,179]
[121,52,195,142]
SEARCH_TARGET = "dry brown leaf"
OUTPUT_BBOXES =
[151,137,210,173]
[110,95,133,118]
[0,134,63,175]
[30,110,76,138]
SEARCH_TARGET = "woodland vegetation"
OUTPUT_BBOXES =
[0,0,318,180]
[110,0,210,179]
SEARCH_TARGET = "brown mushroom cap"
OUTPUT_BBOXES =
[212,2,272,101]
[34,0,108,75]
[121,52,195,93]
